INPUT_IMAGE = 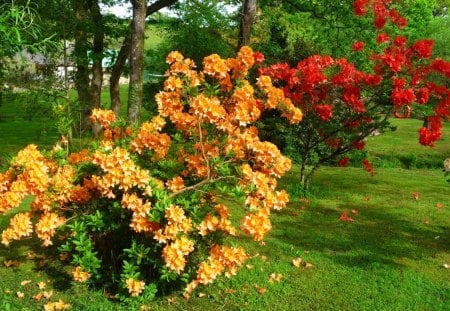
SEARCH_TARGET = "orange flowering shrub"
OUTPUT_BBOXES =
[0,47,301,300]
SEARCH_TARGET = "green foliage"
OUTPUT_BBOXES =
[146,0,236,73]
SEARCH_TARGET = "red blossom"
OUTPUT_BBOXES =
[430,59,450,78]
[354,0,369,16]
[352,140,366,150]
[416,87,430,104]
[314,104,333,121]
[394,36,407,46]
[412,39,434,59]
[418,116,442,146]
[374,15,387,29]
[352,41,365,52]
[376,33,390,44]
[253,52,265,64]
[338,157,350,167]
[364,74,383,86]
[392,88,416,106]
[362,159,374,176]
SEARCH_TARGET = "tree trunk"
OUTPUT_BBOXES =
[110,34,131,118]
[110,0,178,119]
[73,0,91,133]
[127,0,147,125]
[237,0,258,50]
[88,0,104,136]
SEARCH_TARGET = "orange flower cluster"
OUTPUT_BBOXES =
[35,212,66,246]
[1,146,72,246]
[166,176,185,193]
[91,147,151,198]
[154,205,194,273]
[131,116,171,158]
[0,145,51,214]
[184,245,247,298]
[125,278,145,297]
[72,266,90,282]
[1,212,32,246]
[121,193,159,233]
[90,108,116,128]
[256,75,303,123]
[197,204,237,236]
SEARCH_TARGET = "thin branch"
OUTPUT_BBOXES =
[168,175,238,199]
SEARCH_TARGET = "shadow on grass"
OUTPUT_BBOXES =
[272,203,449,270]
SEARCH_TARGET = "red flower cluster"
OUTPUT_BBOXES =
[362,159,374,176]
[355,0,407,29]
[352,41,365,52]
[314,104,333,121]
[412,39,434,59]
[338,157,350,167]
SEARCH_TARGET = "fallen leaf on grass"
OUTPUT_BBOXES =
[292,257,302,268]
[43,299,71,310]
[442,264,449,269]
[364,196,370,202]
[167,297,176,304]
[299,198,311,204]
[340,212,354,222]
[351,209,359,215]
[16,291,25,299]
[37,281,47,289]
[20,280,32,286]
[33,293,44,301]
[269,273,283,283]
[43,290,53,299]
[254,285,267,295]
[305,262,313,269]
[261,255,267,261]
[198,292,206,298]
[423,220,430,225]
[436,203,443,209]
[4,260,20,267]
[225,288,237,294]
[412,192,420,200]
[26,252,36,259]
[246,264,254,269]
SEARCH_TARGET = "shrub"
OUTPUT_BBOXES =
[0,47,302,300]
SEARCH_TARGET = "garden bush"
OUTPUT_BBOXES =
[0,47,302,301]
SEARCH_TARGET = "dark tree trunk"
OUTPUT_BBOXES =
[110,34,131,118]
[127,0,147,125]
[237,0,258,50]
[109,0,178,119]
[73,0,91,132]
[88,0,104,136]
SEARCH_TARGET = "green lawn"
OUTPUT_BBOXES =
[1,167,448,310]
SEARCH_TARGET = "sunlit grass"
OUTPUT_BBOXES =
[1,167,448,310]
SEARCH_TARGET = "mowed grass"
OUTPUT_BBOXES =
[366,118,450,169]
[1,167,448,310]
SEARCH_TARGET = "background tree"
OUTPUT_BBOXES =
[0,1,56,117]
[127,0,147,124]
[237,0,257,50]
[109,0,178,118]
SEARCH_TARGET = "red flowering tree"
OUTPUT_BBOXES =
[258,0,450,189]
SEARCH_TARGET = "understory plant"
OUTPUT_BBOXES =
[0,46,302,301]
